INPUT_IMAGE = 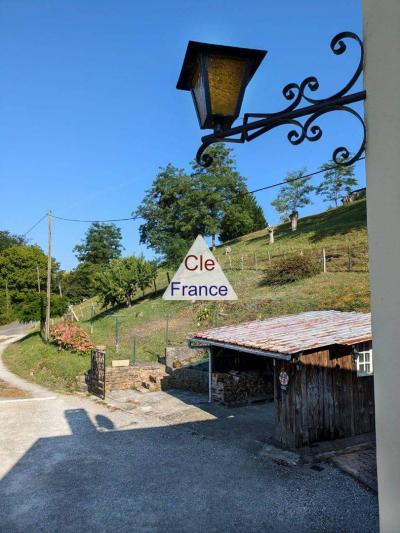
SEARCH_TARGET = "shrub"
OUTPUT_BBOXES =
[49,321,94,354]
[18,294,69,323]
[265,254,320,285]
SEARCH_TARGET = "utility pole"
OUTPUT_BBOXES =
[37,266,41,293]
[5,278,10,318]
[45,210,52,342]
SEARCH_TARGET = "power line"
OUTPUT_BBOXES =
[26,157,365,226]
[237,156,365,198]
[23,213,47,236]
[52,215,138,223]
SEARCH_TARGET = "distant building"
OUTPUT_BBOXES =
[342,187,366,204]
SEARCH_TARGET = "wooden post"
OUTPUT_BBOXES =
[166,271,170,284]
[45,210,52,342]
[68,305,79,322]
[90,304,95,334]
[5,278,10,317]
[37,266,41,293]
[323,248,327,273]
[208,348,212,403]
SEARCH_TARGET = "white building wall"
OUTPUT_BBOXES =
[363,2,400,531]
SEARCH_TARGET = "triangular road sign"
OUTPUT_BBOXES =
[163,235,238,301]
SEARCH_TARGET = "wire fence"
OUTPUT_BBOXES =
[216,243,369,273]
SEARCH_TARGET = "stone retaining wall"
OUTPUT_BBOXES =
[164,346,206,373]
[78,363,169,394]
[166,366,209,393]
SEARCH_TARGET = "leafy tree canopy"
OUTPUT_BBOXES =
[220,194,266,242]
[271,169,314,219]
[316,160,357,206]
[61,262,101,304]
[94,256,158,308]
[134,144,266,266]
[0,230,25,252]
[74,222,123,265]
[0,244,61,324]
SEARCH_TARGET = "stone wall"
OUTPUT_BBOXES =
[164,346,206,373]
[79,363,169,394]
[166,366,209,393]
[105,364,168,392]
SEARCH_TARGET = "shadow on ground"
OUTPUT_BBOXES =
[0,403,378,532]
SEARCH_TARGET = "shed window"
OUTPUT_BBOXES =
[356,342,373,377]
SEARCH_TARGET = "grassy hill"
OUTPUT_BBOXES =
[4,199,370,391]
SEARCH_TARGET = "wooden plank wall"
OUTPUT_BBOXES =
[275,348,375,448]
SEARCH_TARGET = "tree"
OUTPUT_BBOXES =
[0,244,61,323]
[73,223,123,265]
[61,263,100,304]
[271,169,314,231]
[94,256,158,308]
[18,293,68,323]
[0,230,25,252]
[135,144,266,265]
[134,164,197,268]
[220,194,266,242]
[316,161,357,206]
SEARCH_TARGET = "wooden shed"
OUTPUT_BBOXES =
[188,311,374,448]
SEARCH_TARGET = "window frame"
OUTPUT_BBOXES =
[356,341,373,377]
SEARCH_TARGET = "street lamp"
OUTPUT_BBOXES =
[177,32,366,168]
[177,41,266,132]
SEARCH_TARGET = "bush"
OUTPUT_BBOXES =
[18,293,69,323]
[265,254,320,285]
[49,321,94,354]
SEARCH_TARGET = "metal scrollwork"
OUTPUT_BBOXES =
[196,31,366,168]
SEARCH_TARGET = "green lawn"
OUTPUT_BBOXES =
[3,200,370,392]
[3,332,90,392]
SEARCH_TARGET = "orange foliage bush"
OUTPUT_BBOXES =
[49,321,94,354]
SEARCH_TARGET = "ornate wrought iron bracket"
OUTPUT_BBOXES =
[196,32,366,168]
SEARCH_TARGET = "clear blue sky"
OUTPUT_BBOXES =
[0,0,364,270]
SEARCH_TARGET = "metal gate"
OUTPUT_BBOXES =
[87,346,106,399]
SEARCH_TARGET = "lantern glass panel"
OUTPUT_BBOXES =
[207,54,247,118]
[192,61,208,127]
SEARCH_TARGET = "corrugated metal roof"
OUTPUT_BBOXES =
[191,311,372,355]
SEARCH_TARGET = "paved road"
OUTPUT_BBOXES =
[0,332,379,532]
[0,323,54,400]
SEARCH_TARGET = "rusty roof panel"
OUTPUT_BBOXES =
[191,311,372,355]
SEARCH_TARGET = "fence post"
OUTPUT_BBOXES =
[323,248,327,273]
[165,313,169,348]
[131,335,136,366]
[90,304,95,334]
[166,272,170,284]
[115,316,120,353]
[228,255,232,269]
